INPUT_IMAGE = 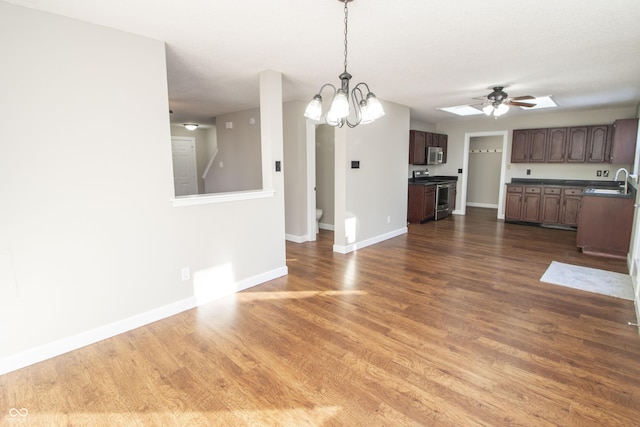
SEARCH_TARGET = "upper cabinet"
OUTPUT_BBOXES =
[409,130,448,165]
[409,130,427,164]
[512,119,637,165]
[587,125,611,163]
[547,128,567,162]
[512,129,547,163]
[611,118,639,165]
[566,127,588,163]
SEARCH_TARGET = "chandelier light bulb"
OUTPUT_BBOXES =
[365,93,385,120]
[304,95,323,120]
[328,89,350,119]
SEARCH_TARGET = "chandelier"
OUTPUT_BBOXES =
[304,0,384,128]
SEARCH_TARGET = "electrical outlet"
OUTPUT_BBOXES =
[526,169,531,175]
[387,216,391,223]
[181,267,190,281]
[597,170,602,177]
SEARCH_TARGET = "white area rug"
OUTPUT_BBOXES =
[540,261,634,301]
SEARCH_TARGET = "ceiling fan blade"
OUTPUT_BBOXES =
[511,95,535,101]
[509,101,536,108]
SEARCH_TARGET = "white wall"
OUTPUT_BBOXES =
[205,109,262,193]
[0,4,286,373]
[334,101,410,252]
[282,101,308,240]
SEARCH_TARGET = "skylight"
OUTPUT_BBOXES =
[437,105,484,116]
[519,96,557,109]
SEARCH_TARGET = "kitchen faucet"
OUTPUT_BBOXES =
[614,167,629,194]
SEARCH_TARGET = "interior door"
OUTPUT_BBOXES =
[171,137,198,196]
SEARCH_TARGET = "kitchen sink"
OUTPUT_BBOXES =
[584,188,624,195]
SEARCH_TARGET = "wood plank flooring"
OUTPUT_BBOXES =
[2,207,640,426]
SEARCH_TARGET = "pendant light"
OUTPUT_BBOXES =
[304,0,384,128]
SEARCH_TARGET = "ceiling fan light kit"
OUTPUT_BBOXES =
[303,0,384,128]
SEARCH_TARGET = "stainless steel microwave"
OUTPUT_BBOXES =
[427,146,443,165]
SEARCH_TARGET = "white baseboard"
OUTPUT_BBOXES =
[333,227,407,254]
[285,233,308,243]
[319,222,335,231]
[0,297,196,376]
[0,266,289,376]
[466,202,499,209]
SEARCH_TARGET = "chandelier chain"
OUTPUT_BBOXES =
[343,1,348,73]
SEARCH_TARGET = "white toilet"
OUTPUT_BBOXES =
[315,209,323,233]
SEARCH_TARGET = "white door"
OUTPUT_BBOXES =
[171,137,197,196]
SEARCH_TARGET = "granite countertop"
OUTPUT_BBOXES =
[408,175,459,185]
[510,178,622,188]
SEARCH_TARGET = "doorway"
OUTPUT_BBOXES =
[305,122,335,242]
[461,131,508,219]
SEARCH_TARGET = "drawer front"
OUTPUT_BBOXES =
[525,186,541,194]
[563,187,583,196]
[544,187,561,195]
[507,185,523,193]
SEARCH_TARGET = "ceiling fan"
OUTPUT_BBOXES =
[476,86,536,117]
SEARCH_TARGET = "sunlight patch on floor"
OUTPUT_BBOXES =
[236,290,367,302]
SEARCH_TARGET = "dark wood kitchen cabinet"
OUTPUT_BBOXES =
[587,125,612,163]
[611,118,639,165]
[512,119,635,164]
[409,130,449,164]
[507,184,581,227]
[505,185,542,222]
[577,194,634,258]
[522,187,541,222]
[566,127,588,162]
[511,129,547,163]
[409,130,427,165]
[541,187,562,223]
[559,188,582,227]
[407,184,436,223]
[505,185,524,221]
[546,128,567,162]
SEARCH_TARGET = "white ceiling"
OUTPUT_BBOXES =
[6,0,640,126]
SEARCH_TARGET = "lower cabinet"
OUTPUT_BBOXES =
[506,184,582,227]
[505,185,542,222]
[541,187,561,223]
[577,195,634,258]
[560,188,582,227]
[407,184,436,223]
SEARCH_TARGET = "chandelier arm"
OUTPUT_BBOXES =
[318,83,337,96]
[354,82,371,94]
[346,88,362,128]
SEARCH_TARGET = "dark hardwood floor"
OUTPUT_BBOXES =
[2,207,639,426]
